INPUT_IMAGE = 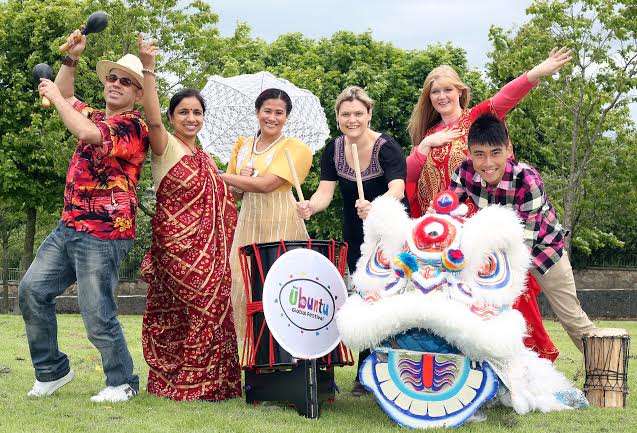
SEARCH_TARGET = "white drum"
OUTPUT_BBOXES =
[262,248,347,359]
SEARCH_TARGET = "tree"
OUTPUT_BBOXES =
[0,0,250,269]
[231,31,487,239]
[487,0,637,255]
[0,0,82,271]
[0,203,22,313]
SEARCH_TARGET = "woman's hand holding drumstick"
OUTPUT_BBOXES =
[351,143,371,220]
[284,148,305,202]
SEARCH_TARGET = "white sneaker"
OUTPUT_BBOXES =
[28,369,75,397]
[90,384,137,403]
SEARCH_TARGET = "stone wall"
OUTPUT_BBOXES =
[5,268,637,317]
[574,268,637,291]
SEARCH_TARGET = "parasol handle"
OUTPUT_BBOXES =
[351,143,365,201]
[284,148,305,202]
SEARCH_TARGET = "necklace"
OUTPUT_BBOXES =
[253,133,284,155]
[174,134,197,155]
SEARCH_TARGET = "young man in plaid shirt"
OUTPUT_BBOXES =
[450,113,595,351]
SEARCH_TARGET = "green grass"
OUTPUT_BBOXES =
[0,315,635,433]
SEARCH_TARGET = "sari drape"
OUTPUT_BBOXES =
[140,148,241,400]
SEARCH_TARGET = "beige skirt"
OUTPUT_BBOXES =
[230,190,308,342]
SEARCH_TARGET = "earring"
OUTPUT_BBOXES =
[368,120,371,128]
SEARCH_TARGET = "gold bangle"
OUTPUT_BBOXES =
[142,68,155,76]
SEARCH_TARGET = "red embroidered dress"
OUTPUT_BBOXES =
[140,145,241,401]
[63,101,148,239]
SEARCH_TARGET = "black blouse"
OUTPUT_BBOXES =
[320,133,409,271]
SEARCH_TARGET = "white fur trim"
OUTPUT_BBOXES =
[336,292,580,415]
[336,291,527,360]
[358,196,409,262]
[352,196,410,294]
[495,349,575,414]
[460,206,531,305]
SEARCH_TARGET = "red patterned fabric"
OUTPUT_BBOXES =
[63,101,148,239]
[407,73,537,219]
[140,148,241,400]
[411,100,496,218]
[514,274,559,362]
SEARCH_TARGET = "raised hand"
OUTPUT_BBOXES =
[138,32,158,70]
[65,27,87,59]
[38,79,63,106]
[527,47,573,82]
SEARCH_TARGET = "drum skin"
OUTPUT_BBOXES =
[240,240,351,368]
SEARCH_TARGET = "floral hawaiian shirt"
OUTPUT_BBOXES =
[61,100,149,240]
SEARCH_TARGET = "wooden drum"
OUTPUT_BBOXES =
[582,328,630,408]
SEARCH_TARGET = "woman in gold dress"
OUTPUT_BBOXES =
[222,88,312,341]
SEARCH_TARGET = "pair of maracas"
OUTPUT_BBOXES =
[33,11,108,107]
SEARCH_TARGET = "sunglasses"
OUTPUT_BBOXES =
[105,74,141,89]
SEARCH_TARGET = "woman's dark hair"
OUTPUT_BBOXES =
[167,88,206,118]
[255,88,292,115]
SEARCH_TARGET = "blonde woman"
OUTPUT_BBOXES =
[406,48,575,362]
[296,86,408,396]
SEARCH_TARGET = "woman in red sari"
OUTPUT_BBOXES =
[407,48,573,362]
[137,35,241,400]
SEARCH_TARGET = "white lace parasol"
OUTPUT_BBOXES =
[198,71,331,163]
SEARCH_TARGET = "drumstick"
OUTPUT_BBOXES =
[284,148,305,202]
[351,143,365,201]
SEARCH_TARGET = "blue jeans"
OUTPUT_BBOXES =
[19,222,139,391]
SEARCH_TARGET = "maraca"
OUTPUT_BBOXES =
[32,63,54,108]
[59,11,109,52]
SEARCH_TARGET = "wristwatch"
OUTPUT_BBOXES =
[62,56,79,67]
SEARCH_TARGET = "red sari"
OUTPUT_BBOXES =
[140,148,241,400]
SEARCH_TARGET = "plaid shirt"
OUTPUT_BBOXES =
[450,159,564,274]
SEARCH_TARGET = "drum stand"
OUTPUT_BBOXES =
[244,359,337,418]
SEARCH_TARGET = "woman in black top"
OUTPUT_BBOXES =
[296,86,408,395]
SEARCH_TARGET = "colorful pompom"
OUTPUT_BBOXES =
[441,248,464,272]
[393,252,419,279]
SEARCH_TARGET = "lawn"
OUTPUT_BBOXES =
[0,315,635,433]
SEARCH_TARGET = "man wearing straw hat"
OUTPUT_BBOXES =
[19,30,148,403]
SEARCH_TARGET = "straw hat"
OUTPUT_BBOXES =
[96,54,144,89]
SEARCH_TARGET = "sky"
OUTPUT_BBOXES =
[208,0,535,70]
[207,0,635,120]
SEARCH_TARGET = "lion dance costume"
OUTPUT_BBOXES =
[336,192,587,428]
